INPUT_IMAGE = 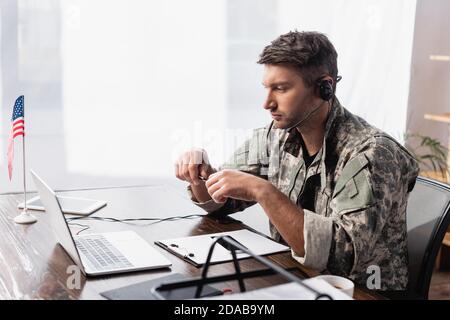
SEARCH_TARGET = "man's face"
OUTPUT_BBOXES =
[261,64,318,129]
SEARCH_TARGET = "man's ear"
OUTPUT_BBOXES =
[316,75,335,101]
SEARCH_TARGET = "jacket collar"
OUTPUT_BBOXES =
[282,97,344,193]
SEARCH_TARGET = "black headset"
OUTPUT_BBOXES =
[317,75,342,101]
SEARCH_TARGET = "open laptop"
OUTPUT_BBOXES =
[30,170,172,276]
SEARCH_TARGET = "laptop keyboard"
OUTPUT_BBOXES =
[75,235,134,271]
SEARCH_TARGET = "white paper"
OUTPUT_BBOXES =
[156,229,289,265]
[202,278,353,300]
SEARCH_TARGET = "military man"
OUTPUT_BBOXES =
[174,31,419,290]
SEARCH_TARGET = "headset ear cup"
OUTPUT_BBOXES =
[319,80,333,101]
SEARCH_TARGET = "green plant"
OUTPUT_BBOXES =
[404,132,449,179]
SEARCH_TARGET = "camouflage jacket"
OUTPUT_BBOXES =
[189,98,419,290]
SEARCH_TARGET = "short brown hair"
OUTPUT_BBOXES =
[257,31,338,88]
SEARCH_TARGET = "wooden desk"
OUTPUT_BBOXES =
[0,184,381,300]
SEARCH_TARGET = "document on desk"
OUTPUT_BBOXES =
[201,278,353,300]
[155,229,290,267]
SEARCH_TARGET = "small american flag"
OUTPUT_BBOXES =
[7,96,25,180]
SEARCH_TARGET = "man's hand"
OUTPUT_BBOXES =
[175,148,216,203]
[175,148,216,186]
[205,169,272,203]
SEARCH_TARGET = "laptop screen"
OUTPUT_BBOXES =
[30,170,86,274]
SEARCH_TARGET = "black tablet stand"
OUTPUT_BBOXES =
[151,235,333,300]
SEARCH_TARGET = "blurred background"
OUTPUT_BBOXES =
[1,0,449,193]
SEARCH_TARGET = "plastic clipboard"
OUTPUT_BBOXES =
[154,229,290,267]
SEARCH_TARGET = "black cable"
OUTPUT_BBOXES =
[67,213,207,235]
[67,222,91,235]
[66,213,207,226]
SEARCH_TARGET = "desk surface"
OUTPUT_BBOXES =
[0,183,381,300]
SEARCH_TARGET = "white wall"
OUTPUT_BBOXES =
[1,0,418,193]
[0,5,3,167]
[61,0,226,177]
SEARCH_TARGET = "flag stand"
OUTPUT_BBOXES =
[14,208,37,224]
[14,126,36,224]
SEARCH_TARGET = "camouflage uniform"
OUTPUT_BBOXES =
[188,98,419,290]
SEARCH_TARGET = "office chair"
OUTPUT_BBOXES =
[384,176,450,300]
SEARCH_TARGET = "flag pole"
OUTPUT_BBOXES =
[23,133,27,207]
[14,96,36,224]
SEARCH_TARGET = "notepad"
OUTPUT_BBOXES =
[155,229,290,267]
